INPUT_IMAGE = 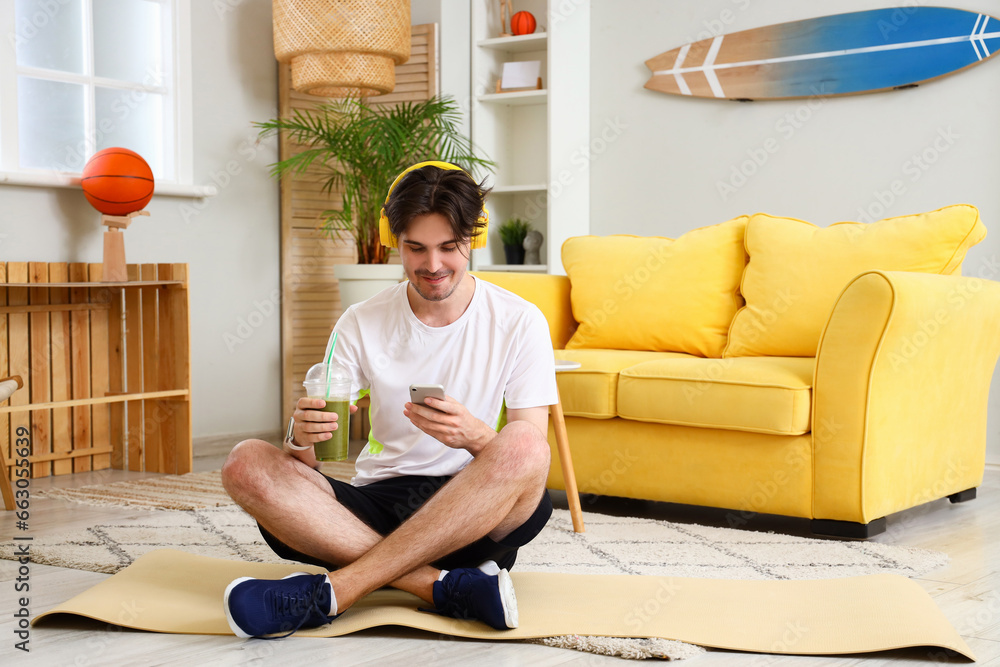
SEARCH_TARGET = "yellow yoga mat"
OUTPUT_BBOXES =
[34,549,973,659]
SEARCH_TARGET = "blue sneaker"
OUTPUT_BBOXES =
[224,572,336,638]
[431,565,518,630]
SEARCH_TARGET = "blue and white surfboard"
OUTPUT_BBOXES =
[645,7,1000,100]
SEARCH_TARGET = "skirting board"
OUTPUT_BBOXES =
[34,549,974,659]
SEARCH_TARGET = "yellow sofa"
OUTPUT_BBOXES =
[476,204,1000,538]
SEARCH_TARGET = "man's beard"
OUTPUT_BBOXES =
[411,271,459,302]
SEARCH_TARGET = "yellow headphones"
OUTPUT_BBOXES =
[378,160,489,249]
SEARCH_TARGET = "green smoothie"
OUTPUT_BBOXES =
[313,398,350,461]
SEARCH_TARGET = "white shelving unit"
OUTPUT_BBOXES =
[470,0,590,274]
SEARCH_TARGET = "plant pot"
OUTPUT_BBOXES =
[333,263,406,310]
[503,244,525,265]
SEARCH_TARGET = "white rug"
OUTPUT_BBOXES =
[5,490,949,661]
[0,507,947,581]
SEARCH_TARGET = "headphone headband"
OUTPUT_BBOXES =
[378,161,489,249]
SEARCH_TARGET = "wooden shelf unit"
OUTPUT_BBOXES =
[1,262,192,478]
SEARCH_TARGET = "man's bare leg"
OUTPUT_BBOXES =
[221,440,440,602]
[327,420,550,610]
[222,419,550,611]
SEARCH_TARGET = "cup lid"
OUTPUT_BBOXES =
[305,362,350,384]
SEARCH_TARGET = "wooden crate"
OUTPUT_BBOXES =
[0,262,191,478]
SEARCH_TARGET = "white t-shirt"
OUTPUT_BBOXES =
[325,276,558,485]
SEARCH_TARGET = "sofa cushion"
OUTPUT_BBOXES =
[617,356,814,435]
[562,216,748,357]
[724,205,986,358]
[554,349,696,419]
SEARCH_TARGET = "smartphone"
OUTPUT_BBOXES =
[409,384,445,406]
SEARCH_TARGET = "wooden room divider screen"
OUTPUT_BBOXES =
[279,23,438,426]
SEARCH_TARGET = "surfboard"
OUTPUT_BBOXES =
[644,7,1000,100]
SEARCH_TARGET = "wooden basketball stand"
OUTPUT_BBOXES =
[102,210,149,282]
[0,375,24,510]
[498,0,513,36]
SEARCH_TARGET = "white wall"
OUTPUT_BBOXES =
[412,0,471,135]
[588,0,1000,463]
[0,2,282,445]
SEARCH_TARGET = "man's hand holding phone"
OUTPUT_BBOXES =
[404,384,495,455]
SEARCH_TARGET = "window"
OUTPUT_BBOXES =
[0,0,192,186]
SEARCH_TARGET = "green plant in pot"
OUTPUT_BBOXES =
[498,217,531,265]
[254,96,494,306]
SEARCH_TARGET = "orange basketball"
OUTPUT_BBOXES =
[511,11,536,35]
[81,148,155,216]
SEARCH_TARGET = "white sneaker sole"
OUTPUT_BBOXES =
[497,569,518,629]
[223,571,311,638]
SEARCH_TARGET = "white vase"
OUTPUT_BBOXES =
[334,263,405,310]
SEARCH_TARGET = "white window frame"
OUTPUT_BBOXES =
[0,0,213,197]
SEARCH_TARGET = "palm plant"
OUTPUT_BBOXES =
[255,96,494,264]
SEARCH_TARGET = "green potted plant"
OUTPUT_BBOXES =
[498,217,531,265]
[254,96,494,306]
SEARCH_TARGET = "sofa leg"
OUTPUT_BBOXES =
[810,517,887,539]
[948,488,977,503]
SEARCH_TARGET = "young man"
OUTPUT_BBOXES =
[221,162,558,638]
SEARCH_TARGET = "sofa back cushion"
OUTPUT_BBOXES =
[724,205,986,358]
[562,216,749,357]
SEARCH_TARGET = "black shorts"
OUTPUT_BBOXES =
[257,474,552,572]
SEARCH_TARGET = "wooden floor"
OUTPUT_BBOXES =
[2,442,998,665]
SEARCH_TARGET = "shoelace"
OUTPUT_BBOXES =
[262,574,331,640]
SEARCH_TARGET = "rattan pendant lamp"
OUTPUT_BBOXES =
[273,0,411,97]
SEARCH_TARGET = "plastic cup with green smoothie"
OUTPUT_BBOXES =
[303,362,352,461]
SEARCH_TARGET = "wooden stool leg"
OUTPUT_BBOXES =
[0,375,23,510]
[552,396,585,533]
[0,446,14,511]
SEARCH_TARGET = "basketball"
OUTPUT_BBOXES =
[81,148,155,216]
[511,11,536,35]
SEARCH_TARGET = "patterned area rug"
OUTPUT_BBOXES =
[34,462,357,510]
[7,473,950,661]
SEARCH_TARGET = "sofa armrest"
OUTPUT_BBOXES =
[813,270,1000,523]
[472,271,576,348]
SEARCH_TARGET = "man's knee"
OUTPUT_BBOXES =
[500,421,551,475]
[221,439,277,496]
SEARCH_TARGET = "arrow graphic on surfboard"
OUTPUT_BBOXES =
[644,7,1000,100]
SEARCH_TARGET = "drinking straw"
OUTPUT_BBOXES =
[324,332,338,399]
